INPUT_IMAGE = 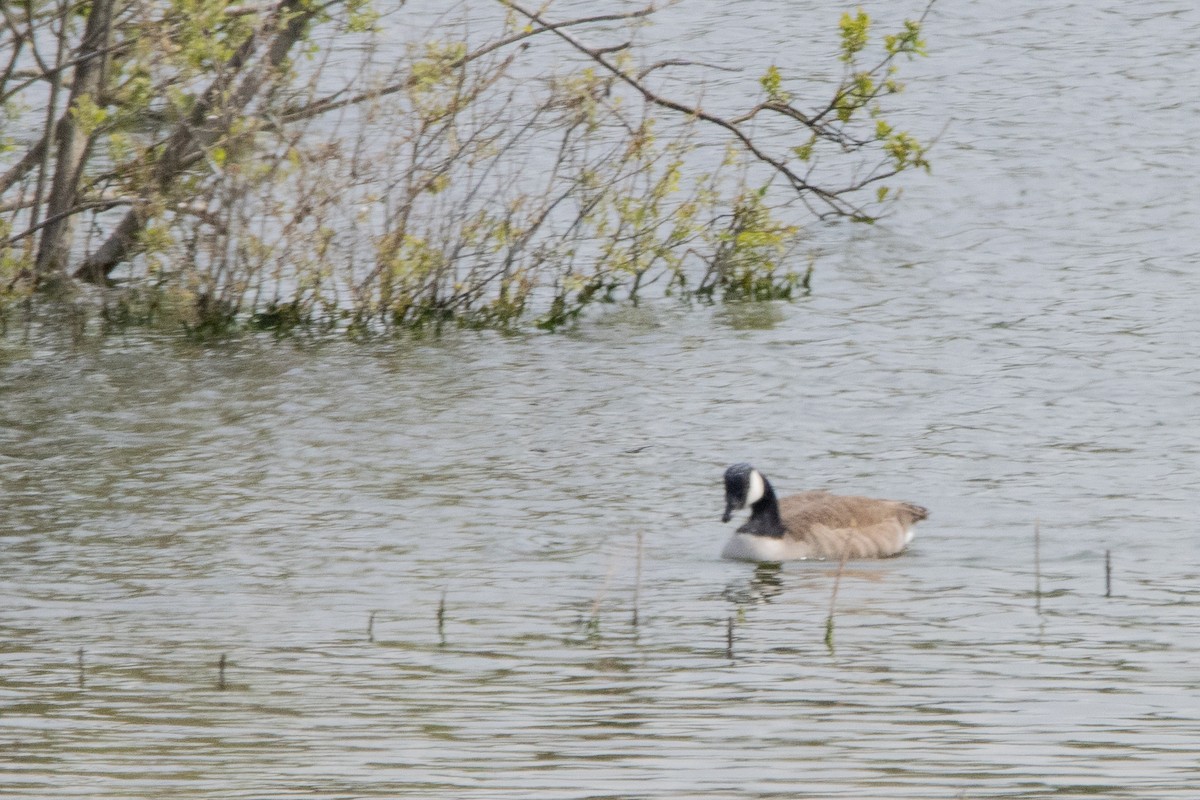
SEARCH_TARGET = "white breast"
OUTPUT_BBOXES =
[721,533,816,562]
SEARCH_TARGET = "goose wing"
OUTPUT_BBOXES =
[778,492,927,559]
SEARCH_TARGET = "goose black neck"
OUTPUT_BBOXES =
[740,480,786,538]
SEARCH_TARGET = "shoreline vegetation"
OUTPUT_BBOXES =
[1,1,933,336]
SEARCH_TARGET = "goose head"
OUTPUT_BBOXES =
[722,462,767,522]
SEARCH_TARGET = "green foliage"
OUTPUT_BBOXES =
[815,5,933,222]
[885,19,927,57]
[760,65,790,104]
[792,135,816,163]
[69,94,109,136]
[345,0,380,33]
[249,300,310,334]
[839,8,871,62]
[0,219,31,306]
[95,282,240,339]
[702,187,803,301]
[1,0,935,337]
[835,70,876,122]
[182,293,240,340]
[400,39,474,127]
[536,276,616,332]
[884,130,930,170]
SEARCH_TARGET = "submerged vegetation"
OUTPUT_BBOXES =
[1,0,933,334]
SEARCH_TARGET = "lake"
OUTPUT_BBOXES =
[4,0,1200,797]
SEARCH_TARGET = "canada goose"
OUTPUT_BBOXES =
[720,463,928,562]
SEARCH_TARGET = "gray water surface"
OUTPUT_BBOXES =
[5,1,1200,798]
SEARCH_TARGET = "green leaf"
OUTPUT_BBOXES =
[839,8,870,62]
[759,65,790,103]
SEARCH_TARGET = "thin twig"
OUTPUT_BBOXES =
[279,6,660,124]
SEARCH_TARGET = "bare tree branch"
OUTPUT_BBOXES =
[278,5,659,124]
[73,0,320,282]
[502,1,859,218]
[0,139,48,197]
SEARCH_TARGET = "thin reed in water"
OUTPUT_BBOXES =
[825,540,852,653]
[437,592,447,645]
[1034,520,1042,614]
[632,531,643,627]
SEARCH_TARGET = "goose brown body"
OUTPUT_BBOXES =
[720,464,928,562]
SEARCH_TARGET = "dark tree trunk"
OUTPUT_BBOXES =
[34,0,115,281]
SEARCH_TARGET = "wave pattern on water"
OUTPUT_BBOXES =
[6,0,1200,797]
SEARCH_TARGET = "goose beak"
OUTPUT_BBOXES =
[722,500,736,523]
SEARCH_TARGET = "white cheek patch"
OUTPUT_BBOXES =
[746,470,765,505]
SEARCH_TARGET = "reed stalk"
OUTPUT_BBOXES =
[1034,520,1042,614]
[632,531,643,627]
[825,539,852,653]
[437,592,447,645]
